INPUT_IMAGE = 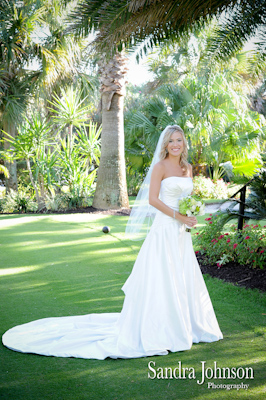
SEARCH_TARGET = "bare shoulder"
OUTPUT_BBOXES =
[152,161,166,179]
[153,160,166,173]
[187,163,193,178]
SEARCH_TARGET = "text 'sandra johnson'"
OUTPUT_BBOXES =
[147,361,254,385]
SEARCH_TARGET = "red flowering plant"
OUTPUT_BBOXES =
[234,224,266,269]
[194,212,266,269]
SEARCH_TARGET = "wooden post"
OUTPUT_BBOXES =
[237,186,246,230]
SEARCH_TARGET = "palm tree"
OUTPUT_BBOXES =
[0,0,44,192]
[89,1,265,55]
[204,1,266,75]
[92,53,129,209]
[67,0,266,208]
[68,4,129,209]
[75,1,266,80]
[34,0,90,108]
[76,1,235,53]
[125,72,265,180]
[0,0,96,195]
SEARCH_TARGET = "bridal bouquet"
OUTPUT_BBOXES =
[178,195,205,232]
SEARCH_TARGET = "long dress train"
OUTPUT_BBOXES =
[2,177,223,359]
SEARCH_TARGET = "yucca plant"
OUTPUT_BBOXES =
[56,123,101,200]
[1,114,54,210]
[48,86,90,152]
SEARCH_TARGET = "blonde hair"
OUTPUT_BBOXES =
[159,125,189,174]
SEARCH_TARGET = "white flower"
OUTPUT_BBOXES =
[191,205,196,211]
[166,106,173,116]
[186,210,192,216]
[186,120,194,129]
[196,201,202,207]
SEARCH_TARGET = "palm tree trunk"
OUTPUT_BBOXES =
[93,53,129,209]
[93,92,129,209]
[3,120,18,193]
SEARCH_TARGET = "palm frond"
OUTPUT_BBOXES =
[0,164,9,178]
[232,159,262,178]
[221,170,266,221]
[205,1,266,65]
[68,0,235,55]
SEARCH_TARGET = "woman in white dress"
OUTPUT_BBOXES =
[2,125,223,359]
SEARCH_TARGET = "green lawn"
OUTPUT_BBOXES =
[0,213,265,400]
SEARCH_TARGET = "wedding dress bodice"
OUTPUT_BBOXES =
[159,176,193,209]
[150,176,193,230]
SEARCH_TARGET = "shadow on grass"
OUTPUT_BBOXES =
[0,214,135,325]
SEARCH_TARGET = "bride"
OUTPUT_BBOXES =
[2,125,223,359]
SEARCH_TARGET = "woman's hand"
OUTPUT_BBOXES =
[178,214,197,227]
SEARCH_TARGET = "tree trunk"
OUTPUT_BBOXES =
[93,92,129,209]
[3,120,18,193]
[93,53,129,209]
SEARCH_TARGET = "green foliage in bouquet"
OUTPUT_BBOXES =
[179,195,205,216]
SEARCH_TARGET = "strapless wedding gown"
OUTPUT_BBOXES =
[2,177,223,359]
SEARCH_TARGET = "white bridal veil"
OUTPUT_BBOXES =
[125,125,182,240]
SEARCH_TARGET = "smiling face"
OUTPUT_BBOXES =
[166,131,184,157]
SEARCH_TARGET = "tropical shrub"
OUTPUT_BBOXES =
[2,114,55,210]
[45,192,92,211]
[195,213,266,269]
[126,167,146,196]
[193,175,235,199]
[221,169,266,223]
[0,185,5,199]
[125,73,265,182]
[1,116,101,210]
[60,192,91,210]
[193,175,216,198]
[0,189,38,213]
[45,193,70,211]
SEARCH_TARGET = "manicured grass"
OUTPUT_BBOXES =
[0,213,265,400]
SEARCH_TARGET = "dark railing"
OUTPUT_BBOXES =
[228,179,253,230]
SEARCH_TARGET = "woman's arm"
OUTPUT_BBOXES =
[149,163,197,227]
[188,163,194,195]
[188,163,193,178]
